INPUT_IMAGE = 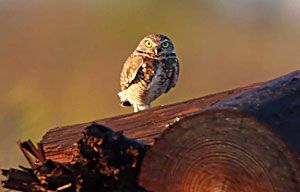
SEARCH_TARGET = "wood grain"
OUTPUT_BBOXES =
[139,110,300,192]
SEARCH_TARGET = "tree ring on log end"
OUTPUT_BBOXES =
[139,110,300,192]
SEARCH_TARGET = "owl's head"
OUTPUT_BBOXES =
[135,34,175,57]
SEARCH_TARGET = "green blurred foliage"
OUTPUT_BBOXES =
[0,0,300,175]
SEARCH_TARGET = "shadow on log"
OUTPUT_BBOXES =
[1,70,300,191]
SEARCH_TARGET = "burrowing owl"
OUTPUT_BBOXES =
[118,34,179,112]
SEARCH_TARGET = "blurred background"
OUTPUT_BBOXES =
[1,0,300,177]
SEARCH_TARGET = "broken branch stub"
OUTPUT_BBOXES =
[2,123,149,192]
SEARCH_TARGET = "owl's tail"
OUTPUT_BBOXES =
[120,100,132,107]
[118,91,150,112]
[118,91,132,107]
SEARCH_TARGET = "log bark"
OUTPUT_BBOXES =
[41,85,260,163]
[211,70,300,154]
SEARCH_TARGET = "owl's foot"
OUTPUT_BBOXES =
[133,103,151,112]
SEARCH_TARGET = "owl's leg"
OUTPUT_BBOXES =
[133,103,150,112]
[133,104,139,112]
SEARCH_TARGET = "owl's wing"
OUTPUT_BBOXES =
[120,54,144,90]
[120,55,157,91]
[165,58,179,93]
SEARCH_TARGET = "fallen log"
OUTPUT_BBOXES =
[2,111,299,192]
[1,70,300,191]
[42,70,300,163]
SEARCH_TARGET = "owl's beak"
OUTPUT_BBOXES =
[154,47,162,55]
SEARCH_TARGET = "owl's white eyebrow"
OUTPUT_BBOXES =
[161,39,170,43]
[144,38,154,42]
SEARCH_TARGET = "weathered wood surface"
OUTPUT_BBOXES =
[42,85,260,163]
[42,70,300,163]
[2,124,148,192]
[139,110,300,192]
[211,70,300,155]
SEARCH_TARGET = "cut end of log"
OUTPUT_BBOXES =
[139,110,300,192]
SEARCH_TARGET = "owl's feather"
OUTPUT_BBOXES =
[120,54,144,91]
[164,58,179,93]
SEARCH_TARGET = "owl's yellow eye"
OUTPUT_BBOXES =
[162,41,169,48]
[145,40,153,48]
